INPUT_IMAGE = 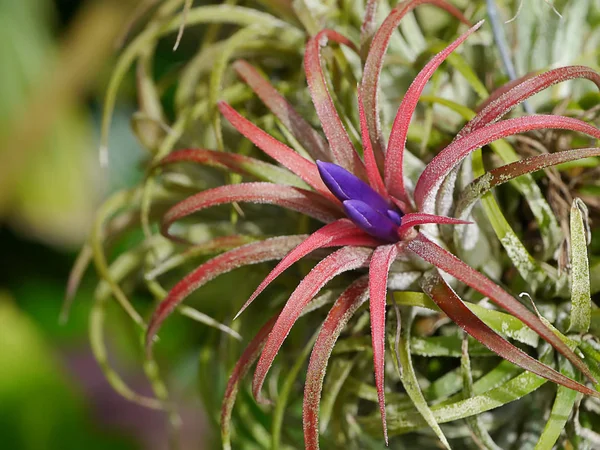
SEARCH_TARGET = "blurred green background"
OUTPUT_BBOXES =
[0,0,206,448]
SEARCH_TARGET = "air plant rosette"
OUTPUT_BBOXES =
[73,0,600,449]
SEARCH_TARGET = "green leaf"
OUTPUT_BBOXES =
[390,306,451,449]
[460,335,503,450]
[362,348,554,437]
[534,358,579,450]
[568,198,592,333]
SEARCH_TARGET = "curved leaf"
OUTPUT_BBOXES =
[146,235,307,352]
[384,21,483,203]
[304,277,370,450]
[161,182,342,239]
[304,29,367,177]
[455,147,600,219]
[218,101,333,197]
[253,246,373,403]
[236,219,378,319]
[415,115,600,211]
[233,59,330,162]
[361,0,468,157]
[408,233,599,389]
[460,66,600,138]
[158,148,308,188]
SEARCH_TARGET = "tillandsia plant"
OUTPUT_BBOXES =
[68,0,600,449]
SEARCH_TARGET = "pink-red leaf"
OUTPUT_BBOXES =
[369,244,399,444]
[218,101,334,198]
[422,270,600,397]
[415,115,600,211]
[303,277,370,450]
[385,21,483,203]
[457,147,600,217]
[253,246,373,403]
[408,232,598,385]
[397,213,471,238]
[145,235,307,353]
[235,219,378,319]
[221,315,277,450]
[232,60,331,162]
[158,148,306,187]
[161,182,342,239]
[358,90,386,196]
[360,0,380,60]
[462,66,600,137]
[361,0,469,157]
[304,30,367,178]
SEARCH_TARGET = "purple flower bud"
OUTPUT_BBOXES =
[316,161,392,214]
[386,209,403,225]
[343,200,399,243]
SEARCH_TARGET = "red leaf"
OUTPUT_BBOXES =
[463,66,600,137]
[422,270,600,397]
[397,213,471,238]
[463,147,600,208]
[408,232,598,385]
[474,71,539,113]
[361,0,469,157]
[232,60,331,162]
[358,90,386,196]
[252,246,373,403]
[415,115,600,211]
[360,0,380,59]
[235,219,378,319]
[304,30,367,178]
[221,315,277,450]
[303,277,370,450]
[218,101,335,199]
[161,182,342,239]
[384,21,483,203]
[145,235,307,353]
[488,147,600,185]
[369,244,399,444]
[158,148,305,186]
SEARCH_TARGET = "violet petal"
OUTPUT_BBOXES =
[386,209,403,225]
[343,200,399,243]
[316,160,391,213]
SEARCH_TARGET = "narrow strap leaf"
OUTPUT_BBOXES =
[219,101,334,197]
[384,21,483,203]
[419,270,598,397]
[159,148,308,188]
[409,232,599,387]
[146,235,307,353]
[415,115,600,212]
[304,29,368,177]
[361,0,469,157]
[161,182,342,239]
[303,277,370,450]
[253,247,373,403]
[368,244,399,443]
[233,60,330,162]
[236,219,378,319]
[569,198,592,333]
[455,147,600,220]
[391,305,451,449]
[460,66,600,138]
[534,358,579,450]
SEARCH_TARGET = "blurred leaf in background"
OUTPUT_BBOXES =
[0,0,166,449]
[0,292,140,450]
[0,0,144,248]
